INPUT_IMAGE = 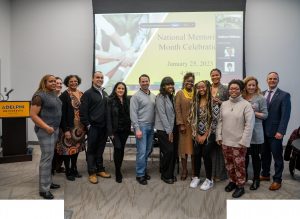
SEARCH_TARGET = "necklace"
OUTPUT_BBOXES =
[229,101,235,111]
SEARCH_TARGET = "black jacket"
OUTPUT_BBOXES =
[106,96,131,136]
[59,90,79,132]
[79,86,108,128]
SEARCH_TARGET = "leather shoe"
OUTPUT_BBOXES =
[97,171,111,178]
[232,187,245,198]
[145,173,151,180]
[173,176,177,182]
[116,172,123,183]
[66,174,75,181]
[225,182,236,192]
[56,167,65,173]
[39,191,54,199]
[72,170,82,178]
[50,183,60,189]
[136,176,147,185]
[260,175,270,181]
[250,180,260,190]
[161,176,174,184]
[88,174,98,184]
[269,182,281,191]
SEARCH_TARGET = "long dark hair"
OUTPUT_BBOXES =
[159,76,175,96]
[110,82,128,100]
[189,80,212,138]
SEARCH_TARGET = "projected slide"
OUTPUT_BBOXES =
[94,12,243,94]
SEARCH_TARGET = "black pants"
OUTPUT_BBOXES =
[87,126,107,175]
[194,135,213,180]
[52,149,64,172]
[245,144,262,180]
[112,131,129,173]
[157,130,175,179]
[173,125,179,175]
[63,153,79,174]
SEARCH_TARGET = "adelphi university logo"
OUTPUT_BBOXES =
[0,101,30,118]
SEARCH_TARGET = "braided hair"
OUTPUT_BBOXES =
[189,80,212,138]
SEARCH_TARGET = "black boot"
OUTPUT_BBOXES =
[114,148,123,183]
[72,167,82,178]
[70,154,81,178]
[250,179,260,190]
[115,168,123,183]
[66,169,75,181]
[232,187,245,198]
[64,156,74,181]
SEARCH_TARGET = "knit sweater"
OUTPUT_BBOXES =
[130,89,155,131]
[216,95,255,148]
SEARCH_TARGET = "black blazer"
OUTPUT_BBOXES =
[106,96,131,136]
[263,88,291,137]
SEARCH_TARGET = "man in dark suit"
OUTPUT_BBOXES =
[260,72,291,190]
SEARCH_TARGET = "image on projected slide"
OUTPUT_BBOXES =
[94,12,243,94]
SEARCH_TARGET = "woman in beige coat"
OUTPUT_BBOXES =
[175,72,195,180]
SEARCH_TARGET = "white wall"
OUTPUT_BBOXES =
[245,0,300,142]
[0,0,11,96]
[9,0,93,141]
[2,0,299,142]
[0,0,11,137]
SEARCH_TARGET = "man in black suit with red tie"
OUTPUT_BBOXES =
[260,72,291,190]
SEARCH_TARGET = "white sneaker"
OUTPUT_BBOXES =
[189,177,201,188]
[200,178,214,191]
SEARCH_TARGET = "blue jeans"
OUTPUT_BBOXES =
[135,124,154,177]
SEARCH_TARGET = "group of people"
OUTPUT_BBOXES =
[30,69,291,199]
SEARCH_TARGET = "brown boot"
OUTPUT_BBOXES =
[180,157,188,181]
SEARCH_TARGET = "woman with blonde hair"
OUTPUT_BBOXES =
[243,76,268,190]
[30,74,62,199]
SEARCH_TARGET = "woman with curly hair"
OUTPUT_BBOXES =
[216,79,255,198]
[56,75,86,181]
